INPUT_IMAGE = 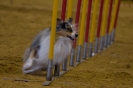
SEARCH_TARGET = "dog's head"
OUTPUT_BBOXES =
[56,17,78,41]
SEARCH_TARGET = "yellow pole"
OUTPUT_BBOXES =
[90,0,99,43]
[48,0,59,59]
[101,0,109,36]
[89,0,99,43]
[67,0,73,19]
[109,0,119,33]
[78,0,88,45]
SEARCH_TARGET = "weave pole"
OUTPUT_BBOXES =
[61,0,69,72]
[104,0,113,48]
[61,0,67,21]
[54,0,67,76]
[108,0,120,45]
[70,0,82,66]
[94,0,104,53]
[111,0,121,43]
[82,0,92,60]
[67,0,73,19]
[46,0,59,81]
[99,0,109,51]
[76,0,88,62]
[62,0,73,71]
[43,0,121,86]
[88,0,99,57]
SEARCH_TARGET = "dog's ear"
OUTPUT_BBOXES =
[67,17,73,24]
[56,18,63,31]
[57,18,63,25]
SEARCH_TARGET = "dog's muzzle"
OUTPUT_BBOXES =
[67,35,74,41]
[67,34,78,41]
[75,34,78,37]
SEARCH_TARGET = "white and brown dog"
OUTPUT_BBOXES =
[22,18,78,74]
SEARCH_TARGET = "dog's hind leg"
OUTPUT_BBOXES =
[23,66,42,74]
[22,49,36,71]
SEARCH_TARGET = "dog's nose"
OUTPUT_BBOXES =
[75,34,78,37]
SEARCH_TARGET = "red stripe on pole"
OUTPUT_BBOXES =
[61,0,67,21]
[96,0,104,38]
[114,0,121,29]
[106,0,113,33]
[84,0,92,42]
[72,0,82,48]
[75,0,82,25]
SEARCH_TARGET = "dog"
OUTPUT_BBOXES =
[22,17,78,74]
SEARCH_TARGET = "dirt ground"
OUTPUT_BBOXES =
[0,0,133,88]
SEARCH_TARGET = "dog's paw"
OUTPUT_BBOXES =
[22,58,34,70]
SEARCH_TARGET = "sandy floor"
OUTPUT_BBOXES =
[0,1,133,88]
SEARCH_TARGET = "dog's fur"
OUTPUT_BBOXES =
[22,18,78,74]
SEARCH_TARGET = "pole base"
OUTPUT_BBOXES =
[76,45,82,62]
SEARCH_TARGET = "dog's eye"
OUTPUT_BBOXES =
[66,28,73,33]
[67,25,71,28]
[64,23,73,33]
